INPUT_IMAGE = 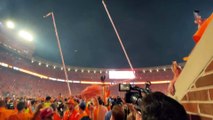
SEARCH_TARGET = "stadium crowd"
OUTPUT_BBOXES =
[0,46,174,82]
[0,91,188,120]
[0,45,187,120]
[0,59,187,120]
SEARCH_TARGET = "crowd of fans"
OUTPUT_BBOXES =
[0,46,174,82]
[0,66,169,98]
[0,67,96,97]
[0,46,171,98]
[0,64,186,120]
[0,46,188,120]
[0,47,108,81]
[0,91,188,120]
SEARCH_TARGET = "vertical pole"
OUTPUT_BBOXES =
[102,0,134,71]
[50,12,72,96]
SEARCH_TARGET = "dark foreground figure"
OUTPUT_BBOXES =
[141,92,188,120]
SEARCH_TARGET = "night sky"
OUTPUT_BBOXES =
[0,0,212,68]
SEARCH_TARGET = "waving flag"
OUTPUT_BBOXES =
[193,13,213,43]
[81,85,102,99]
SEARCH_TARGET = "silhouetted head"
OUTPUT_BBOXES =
[141,92,188,120]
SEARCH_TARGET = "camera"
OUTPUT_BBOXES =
[119,84,131,91]
[119,81,152,106]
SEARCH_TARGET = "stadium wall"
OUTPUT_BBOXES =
[173,18,213,120]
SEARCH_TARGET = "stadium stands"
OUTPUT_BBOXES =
[0,33,177,97]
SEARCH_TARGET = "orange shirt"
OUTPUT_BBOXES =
[94,107,98,120]
[93,106,108,120]
[0,107,16,120]
[78,111,88,120]
[63,109,79,120]
[53,112,61,120]
[8,112,32,120]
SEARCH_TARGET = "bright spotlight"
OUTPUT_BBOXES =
[18,30,33,41]
[6,21,15,29]
[109,71,135,79]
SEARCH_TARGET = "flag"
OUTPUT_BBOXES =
[193,13,213,43]
[81,85,102,99]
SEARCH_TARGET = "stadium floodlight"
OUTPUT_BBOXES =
[6,21,15,29]
[143,70,146,73]
[18,30,33,41]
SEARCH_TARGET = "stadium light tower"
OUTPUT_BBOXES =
[18,30,33,41]
[44,12,72,96]
[6,20,15,29]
